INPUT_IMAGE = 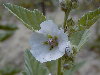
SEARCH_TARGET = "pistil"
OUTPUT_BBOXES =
[43,35,58,50]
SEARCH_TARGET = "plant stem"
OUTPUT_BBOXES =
[57,58,62,75]
[63,11,69,32]
[41,0,46,15]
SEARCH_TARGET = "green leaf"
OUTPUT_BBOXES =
[4,3,46,30]
[0,66,20,75]
[78,7,100,30]
[70,8,100,51]
[24,50,49,75]
[77,30,91,50]
[0,24,18,30]
[70,30,85,46]
[46,60,57,75]
[64,61,85,75]
[70,29,90,51]
[67,18,75,26]
[0,31,14,42]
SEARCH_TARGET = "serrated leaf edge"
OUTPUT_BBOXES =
[3,3,46,31]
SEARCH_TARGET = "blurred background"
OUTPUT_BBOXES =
[0,0,100,75]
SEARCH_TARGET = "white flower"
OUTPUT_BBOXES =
[30,20,72,63]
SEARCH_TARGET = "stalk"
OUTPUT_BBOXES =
[41,0,46,15]
[57,58,62,75]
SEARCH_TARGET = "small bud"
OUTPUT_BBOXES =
[71,0,78,9]
[59,0,72,12]
[59,0,78,12]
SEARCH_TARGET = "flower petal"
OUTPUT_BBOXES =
[30,44,64,63]
[45,49,64,61]
[29,32,47,47]
[30,32,65,62]
[38,20,59,36]
[30,32,62,63]
[57,29,68,53]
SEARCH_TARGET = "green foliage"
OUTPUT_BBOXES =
[77,30,91,50]
[70,8,100,51]
[60,0,78,12]
[46,60,57,75]
[70,29,90,51]
[70,30,85,46]
[0,66,20,75]
[4,3,46,31]
[0,24,18,42]
[78,7,100,30]
[64,61,85,75]
[67,18,76,34]
[0,31,14,42]
[0,24,18,30]
[67,18,75,26]
[24,50,49,75]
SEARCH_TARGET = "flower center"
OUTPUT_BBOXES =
[43,34,58,50]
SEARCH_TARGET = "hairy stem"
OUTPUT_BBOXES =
[57,58,62,75]
[63,12,69,32]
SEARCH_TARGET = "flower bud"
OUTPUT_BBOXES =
[59,0,72,12]
[59,0,78,12]
[71,0,78,9]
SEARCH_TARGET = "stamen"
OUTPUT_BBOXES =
[43,41,48,45]
[47,34,52,38]
[43,35,58,50]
